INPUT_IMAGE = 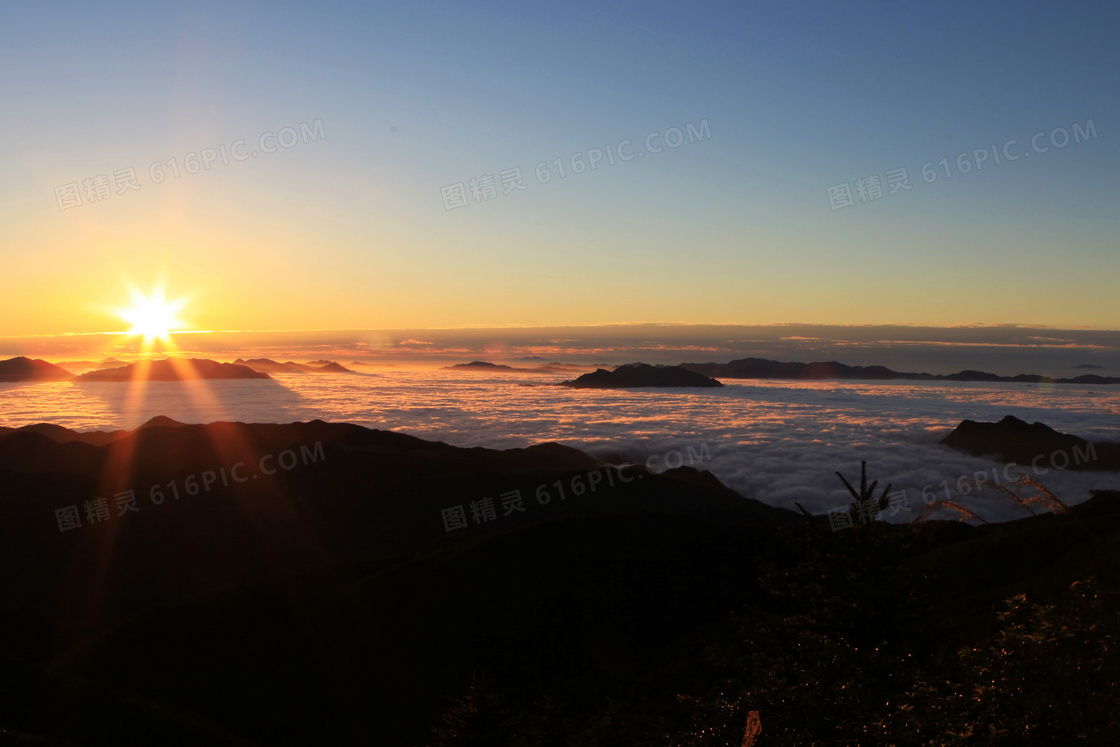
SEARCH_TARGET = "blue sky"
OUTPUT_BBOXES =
[1,0,1117,338]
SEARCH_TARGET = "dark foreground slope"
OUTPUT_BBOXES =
[1,419,1118,745]
[0,418,791,744]
[0,418,792,627]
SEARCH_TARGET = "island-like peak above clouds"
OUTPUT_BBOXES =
[560,363,724,388]
[233,358,354,374]
[311,361,354,373]
[78,359,270,382]
[443,360,595,373]
[681,357,1120,384]
[0,356,76,382]
[941,414,1120,470]
[55,358,127,373]
[444,361,515,371]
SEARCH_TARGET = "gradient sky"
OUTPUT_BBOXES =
[2,0,1118,341]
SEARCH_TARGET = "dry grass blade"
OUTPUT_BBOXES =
[976,474,1068,516]
[914,473,1068,525]
[914,498,990,525]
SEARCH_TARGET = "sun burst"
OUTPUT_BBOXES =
[116,286,188,348]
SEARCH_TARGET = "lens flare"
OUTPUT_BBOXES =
[115,286,187,348]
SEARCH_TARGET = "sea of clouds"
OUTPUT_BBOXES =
[1,369,1117,524]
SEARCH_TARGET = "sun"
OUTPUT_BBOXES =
[116,286,188,347]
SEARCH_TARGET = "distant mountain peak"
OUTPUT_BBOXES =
[233,358,353,374]
[139,415,188,429]
[681,357,1120,385]
[444,361,514,371]
[561,363,723,389]
[0,356,76,382]
[77,358,270,382]
[942,415,1118,470]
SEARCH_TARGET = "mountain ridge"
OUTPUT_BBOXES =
[77,358,270,381]
[681,356,1120,384]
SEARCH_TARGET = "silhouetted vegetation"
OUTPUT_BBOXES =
[3,423,1119,744]
[426,465,1120,746]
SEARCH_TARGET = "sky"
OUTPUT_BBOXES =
[1,1,1118,349]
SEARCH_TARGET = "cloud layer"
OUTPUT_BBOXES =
[2,370,1117,524]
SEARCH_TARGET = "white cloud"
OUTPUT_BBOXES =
[2,372,1117,524]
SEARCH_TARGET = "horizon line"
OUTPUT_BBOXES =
[3,320,1113,339]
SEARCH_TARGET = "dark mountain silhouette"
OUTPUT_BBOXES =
[682,357,1120,384]
[313,361,353,373]
[0,419,796,651]
[445,360,591,374]
[560,363,723,388]
[78,358,270,381]
[941,415,1120,470]
[445,360,515,371]
[136,415,189,429]
[0,422,130,446]
[55,357,127,373]
[1062,374,1120,385]
[233,358,354,374]
[233,357,297,373]
[0,356,75,382]
[682,357,928,381]
[2,418,1120,743]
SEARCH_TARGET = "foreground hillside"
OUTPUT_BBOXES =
[0,419,1117,744]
